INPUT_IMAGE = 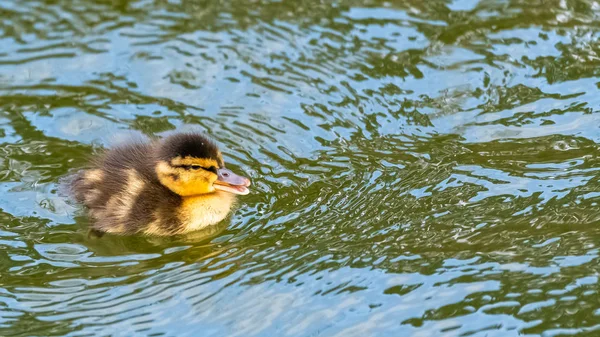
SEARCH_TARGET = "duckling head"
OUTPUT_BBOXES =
[155,133,251,197]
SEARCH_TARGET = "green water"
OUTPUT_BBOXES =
[1,0,600,336]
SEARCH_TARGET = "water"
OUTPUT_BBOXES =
[1,0,600,335]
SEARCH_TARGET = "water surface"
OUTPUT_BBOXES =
[1,0,600,336]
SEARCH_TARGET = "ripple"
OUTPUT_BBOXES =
[0,0,600,336]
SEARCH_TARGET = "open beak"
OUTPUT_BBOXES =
[213,168,251,195]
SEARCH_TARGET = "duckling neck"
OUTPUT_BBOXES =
[179,191,236,232]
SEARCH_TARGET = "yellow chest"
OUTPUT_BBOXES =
[178,192,236,232]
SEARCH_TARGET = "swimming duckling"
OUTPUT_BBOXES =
[70,133,251,236]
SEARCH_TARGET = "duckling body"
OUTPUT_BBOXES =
[70,133,250,236]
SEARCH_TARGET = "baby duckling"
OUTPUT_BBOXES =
[70,133,251,236]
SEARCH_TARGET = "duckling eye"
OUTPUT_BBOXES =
[175,164,217,173]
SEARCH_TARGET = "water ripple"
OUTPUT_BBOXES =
[0,0,600,336]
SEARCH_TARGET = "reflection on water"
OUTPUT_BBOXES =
[1,0,600,335]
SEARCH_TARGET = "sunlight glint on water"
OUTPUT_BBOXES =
[0,0,599,336]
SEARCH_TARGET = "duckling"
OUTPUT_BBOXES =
[70,133,251,236]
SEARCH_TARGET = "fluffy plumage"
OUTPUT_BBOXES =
[70,133,250,236]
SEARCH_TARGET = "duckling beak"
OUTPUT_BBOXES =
[213,168,251,195]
